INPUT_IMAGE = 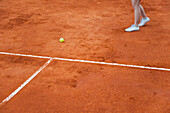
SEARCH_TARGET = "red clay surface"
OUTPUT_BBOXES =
[0,0,170,113]
[0,55,46,102]
[0,61,170,113]
[0,0,170,67]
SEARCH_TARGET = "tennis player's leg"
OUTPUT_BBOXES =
[139,4,150,26]
[140,5,147,19]
[125,0,140,32]
[132,0,141,26]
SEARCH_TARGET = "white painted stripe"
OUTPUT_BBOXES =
[53,57,170,71]
[0,52,51,59]
[0,51,170,72]
[0,58,53,106]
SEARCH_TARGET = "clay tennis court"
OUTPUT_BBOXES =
[0,0,170,113]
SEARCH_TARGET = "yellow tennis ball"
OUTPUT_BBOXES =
[59,38,64,42]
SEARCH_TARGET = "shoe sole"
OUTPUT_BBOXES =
[125,28,140,32]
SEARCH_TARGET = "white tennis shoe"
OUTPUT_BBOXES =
[125,24,139,32]
[139,17,150,27]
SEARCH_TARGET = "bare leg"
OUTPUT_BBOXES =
[131,0,141,26]
[125,0,149,31]
[140,5,147,19]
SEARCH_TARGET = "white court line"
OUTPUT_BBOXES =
[0,58,53,106]
[0,51,170,72]
[53,57,170,72]
[0,52,51,59]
